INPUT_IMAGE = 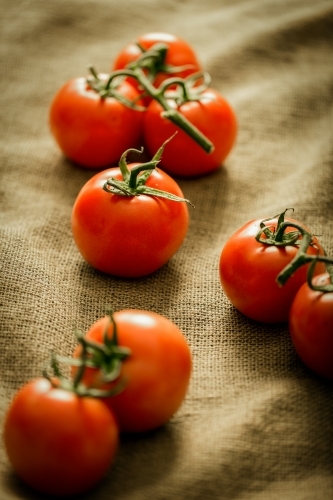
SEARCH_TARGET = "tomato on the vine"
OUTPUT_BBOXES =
[112,32,201,90]
[73,309,192,433]
[219,212,326,323]
[289,272,333,379]
[3,378,119,497]
[49,72,144,169]
[71,138,190,278]
[143,87,237,177]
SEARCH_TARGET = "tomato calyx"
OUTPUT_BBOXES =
[257,208,333,291]
[255,208,303,247]
[130,42,197,84]
[86,67,145,111]
[103,135,194,205]
[43,313,131,398]
[159,71,212,105]
[73,311,132,383]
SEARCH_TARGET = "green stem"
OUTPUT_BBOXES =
[328,264,333,284]
[274,221,328,286]
[275,221,311,251]
[255,208,333,293]
[277,252,333,286]
[104,68,214,154]
[162,109,212,152]
[159,77,191,101]
[73,334,88,389]
[128,161,159,189]
[274,220,303,244]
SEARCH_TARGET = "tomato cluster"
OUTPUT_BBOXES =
[3,310,192,497]
[219,209,333,380]
[50,32,237,177]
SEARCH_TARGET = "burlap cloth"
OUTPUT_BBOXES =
[1,0,333,498]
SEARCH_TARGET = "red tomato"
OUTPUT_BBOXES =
[71,163,189,278]
[289,273,333,379]
[219,217,326,323]
[143,88,237,177]
[73,310,192,433]
[49,75,143,168]
[112,32,201,90]
[3,378,119,497]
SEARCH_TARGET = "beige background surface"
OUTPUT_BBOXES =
[1,0,333,498]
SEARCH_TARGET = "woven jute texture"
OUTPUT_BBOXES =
[1,0,333,498]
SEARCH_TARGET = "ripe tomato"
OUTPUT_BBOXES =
[289,273,333,379]
[71,159,190,278]
[143,88,237,177]
[49,74,143,168]
[112,32,201,90]
[3,378,119,497]
[73,310,192,433]
[219,216,326,323]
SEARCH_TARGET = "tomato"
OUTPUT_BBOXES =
[49,74,143,169]
[71,155,190,278]
[73,310,192,433]
[3,378,119,497]
[112,32,201,91]
[289,273,333,379]
[219,216,326,323]
[142,88,237,177]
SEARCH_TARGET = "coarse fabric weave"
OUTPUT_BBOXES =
[1,0,333,499]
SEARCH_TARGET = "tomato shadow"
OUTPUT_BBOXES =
[1,471,50,500]
[220,301,333,384]
[170,165,235,252]
[172,162,229,200]
[78,422,180,499]
[73,255,189,322]
[217,301,297,376]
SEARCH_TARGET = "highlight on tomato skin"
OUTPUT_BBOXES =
[219,214,326,324]
[72,309,192,433]
[289,274,333,380]
[3,377,119,497]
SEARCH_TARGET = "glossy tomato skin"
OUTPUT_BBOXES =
[73,310,192,433]
[113,32,201,90]
[143,89,237,177]
[49,75,143,168]
[3,378,119,497]
[289,274,333,379]
[219,218,326,323]
[71,165,189,278]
